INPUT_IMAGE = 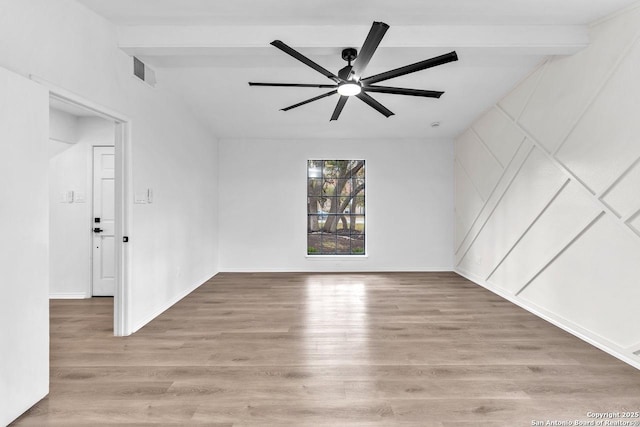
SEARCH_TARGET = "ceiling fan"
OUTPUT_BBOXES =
[249,21,458,121]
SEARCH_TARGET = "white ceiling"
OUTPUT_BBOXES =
[77,0,638,140]
[75,0,635,26]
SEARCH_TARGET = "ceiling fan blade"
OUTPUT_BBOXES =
[356,92,394,118]
[281,90,338,112]
[350,21,389,81]
[350,22,389,81]
[364,85,444,98]
[330,96,349,121]
[249,82,337,88]
[271,40,341,83]
[362,51,458,85]
[338,65,352,81]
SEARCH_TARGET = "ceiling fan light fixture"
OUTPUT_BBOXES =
[337,81,361,96]
[251,22,458,120]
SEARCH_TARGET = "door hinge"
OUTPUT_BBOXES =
[123,236,129,243]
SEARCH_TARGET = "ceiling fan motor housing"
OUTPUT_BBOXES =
[341,48,358,63]
[339,48,359,80]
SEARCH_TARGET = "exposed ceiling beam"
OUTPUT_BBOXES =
[117,24,589,57]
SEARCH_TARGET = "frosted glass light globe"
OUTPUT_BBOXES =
[337,82,361,96]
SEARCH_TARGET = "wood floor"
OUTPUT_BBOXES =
[12,272,640,426]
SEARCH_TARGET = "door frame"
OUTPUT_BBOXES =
[33,75,132,336]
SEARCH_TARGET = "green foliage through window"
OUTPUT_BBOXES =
[307,160,365,255]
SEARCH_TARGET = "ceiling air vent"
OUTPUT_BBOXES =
[133,57,156,87]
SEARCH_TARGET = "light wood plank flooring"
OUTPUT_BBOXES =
[12,272,640,426]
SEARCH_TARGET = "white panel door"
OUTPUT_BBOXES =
[0,66,49,426]
[92,146,115,296]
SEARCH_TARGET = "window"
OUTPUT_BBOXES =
[307,160,365,255]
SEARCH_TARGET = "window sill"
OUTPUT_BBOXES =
[305,255,368,259]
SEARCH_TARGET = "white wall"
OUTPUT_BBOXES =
[219,138,453,271]
[49,108,78,143]
[49,108,77,157]
[49,114,114,298]
[0,66,49,427]
[0,0,219,335]
[454,5,640,368]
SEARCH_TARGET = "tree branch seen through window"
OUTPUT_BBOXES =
[307,160,365,255]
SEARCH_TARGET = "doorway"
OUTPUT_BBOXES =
[44,83,131,336]
[49,105,116,298]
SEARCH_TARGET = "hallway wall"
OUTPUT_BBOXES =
[0,65,49,427]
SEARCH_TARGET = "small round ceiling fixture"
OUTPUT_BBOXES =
[338,81,362,96]
[431,121,441,128]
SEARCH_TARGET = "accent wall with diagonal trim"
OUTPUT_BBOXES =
[454,4,640,369]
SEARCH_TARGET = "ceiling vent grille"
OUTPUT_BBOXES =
[133,57,156,87]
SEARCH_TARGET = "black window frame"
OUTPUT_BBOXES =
[307,160,366,256]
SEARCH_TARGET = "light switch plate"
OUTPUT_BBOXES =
[61,190,74,203]
[134,192,148,204]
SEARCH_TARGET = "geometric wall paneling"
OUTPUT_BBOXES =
[591,4,640,54]
[629,211,640,237]
[518,14,640,154]
[488,180,603,295]
[494,99,640,247]
[556,39,640,195]
[454,159,485,249]
[455,139,533,260]
[455,7,640,369]
[519,213,640,348]
[453,129,504,201]
[457,147,568,278]
[472,107,526,168]
[499,61,546,122]
[601,158,640,219]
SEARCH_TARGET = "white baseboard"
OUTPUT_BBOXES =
[455,268,640,371]
[217,267,455,273]
[49,292,91,299]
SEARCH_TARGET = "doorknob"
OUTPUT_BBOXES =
[93,227,103,233]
